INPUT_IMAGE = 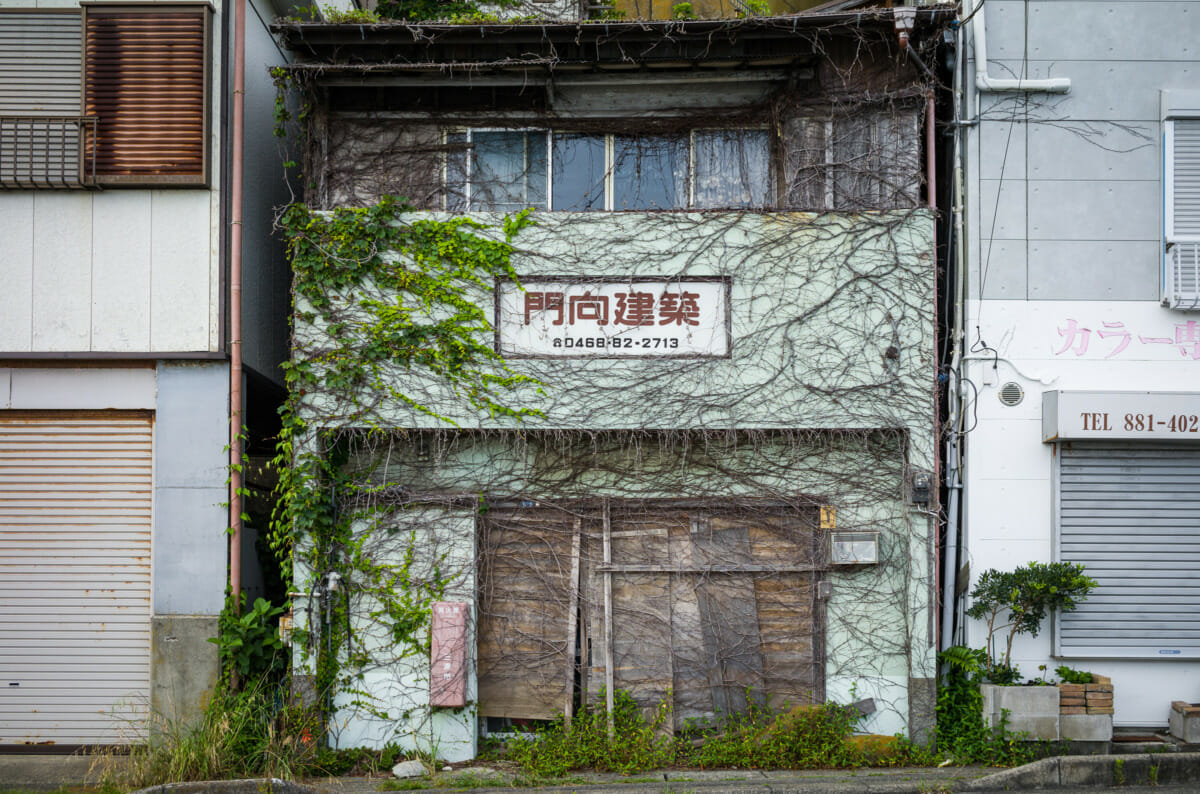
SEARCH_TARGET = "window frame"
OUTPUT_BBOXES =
[1161,90,1200,309]
[445,126,774,212]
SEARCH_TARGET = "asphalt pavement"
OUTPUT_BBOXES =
[2,751,1200,793]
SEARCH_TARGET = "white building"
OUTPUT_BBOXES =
[949,0,1200,727]
[0,0,291,744]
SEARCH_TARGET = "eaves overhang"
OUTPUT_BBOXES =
[272,8,953,79]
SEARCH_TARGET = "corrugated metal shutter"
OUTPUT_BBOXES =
[1173,120,1200,237]
[0,413,153,745]
[0,11,86,188]
[83,7,208,184]
[0,11,82,115]
[1057,443,1200,659]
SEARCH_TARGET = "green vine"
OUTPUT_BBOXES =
[270,195,540,732]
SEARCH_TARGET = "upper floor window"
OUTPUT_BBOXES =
[1162,90,1200,310]
[446,128,771,212]
[0,6,210,189]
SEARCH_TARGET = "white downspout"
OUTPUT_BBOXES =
[966,0,1070,94]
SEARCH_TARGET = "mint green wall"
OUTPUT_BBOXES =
[296,207,938,741]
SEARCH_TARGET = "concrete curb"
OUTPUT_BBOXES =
[132,780,322,794]
[965,752,1200,790]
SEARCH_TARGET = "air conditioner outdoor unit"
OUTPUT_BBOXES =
[1165,242,1200,310]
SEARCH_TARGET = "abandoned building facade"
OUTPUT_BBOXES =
[277,7,950,760]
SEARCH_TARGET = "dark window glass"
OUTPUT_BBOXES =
[613,135,685,210]
[551,134,606,211]
[469,130,547,211]
[693,130,771,208]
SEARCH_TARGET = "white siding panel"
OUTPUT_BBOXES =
[92,192,152,350]
[1026,1,1200,62]
[150,191,213,351]
[30,192,91,350]
[0,195,33,351]
[0,413,152,744]
[1027,122,1158,182]
[1028,179,1160,241]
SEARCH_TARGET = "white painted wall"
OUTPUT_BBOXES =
[0,190,218,354]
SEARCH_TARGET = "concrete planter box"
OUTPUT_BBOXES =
[981,683,1060,740]
[1170,701,1200,744]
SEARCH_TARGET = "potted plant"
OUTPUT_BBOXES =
[965,562,1097,740]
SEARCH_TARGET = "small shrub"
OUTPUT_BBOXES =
[671,2,694,19]
[1054,665,1094,685]
[507,689,673,776]
[684,701,863,769]
[321,4,381,21]
[209,594,286,681]
[966,562,1096,676]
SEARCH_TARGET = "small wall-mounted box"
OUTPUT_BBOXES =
[828,531,880,565]
[430,601,469,707]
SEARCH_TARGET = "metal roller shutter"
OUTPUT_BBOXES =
[1057,442,1200,659]
[0,412,153,745]
[83,7,209,184]
[0,11,86,187]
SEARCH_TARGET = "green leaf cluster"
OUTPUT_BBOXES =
[209,594,286,680]
[935,645,1033,766]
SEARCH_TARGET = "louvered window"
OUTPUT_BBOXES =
[1165,118,1200,309]
[0,10,89,188]
[0,6,208,189]
[84,5,210,185]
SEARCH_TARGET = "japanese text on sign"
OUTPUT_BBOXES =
[497,279,730,357]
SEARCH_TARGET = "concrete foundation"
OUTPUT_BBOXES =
[908,676,936,744]
[980,684,1059,740]
[151,615,220,728]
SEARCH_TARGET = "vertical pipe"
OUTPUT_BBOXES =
[927,90,940,648]
[229,0,246,606]
[602,499,614,738]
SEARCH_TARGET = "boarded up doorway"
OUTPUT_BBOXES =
[477,500,824,729]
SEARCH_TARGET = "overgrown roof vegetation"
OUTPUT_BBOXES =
[299,0,859,25]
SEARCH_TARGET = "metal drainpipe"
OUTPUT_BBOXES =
[940,19,968,652]
[229,0,246,606]
[964,0,1070,94]
[926,90,940,646]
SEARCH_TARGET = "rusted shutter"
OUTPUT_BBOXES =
[0,412,153,745]
[83,6,208,185]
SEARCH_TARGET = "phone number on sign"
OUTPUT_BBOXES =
[1124,413,1200,433]
[552,337,681,350]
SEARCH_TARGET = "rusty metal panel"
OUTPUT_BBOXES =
[83,6,209,185]
[0,412,152,745]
